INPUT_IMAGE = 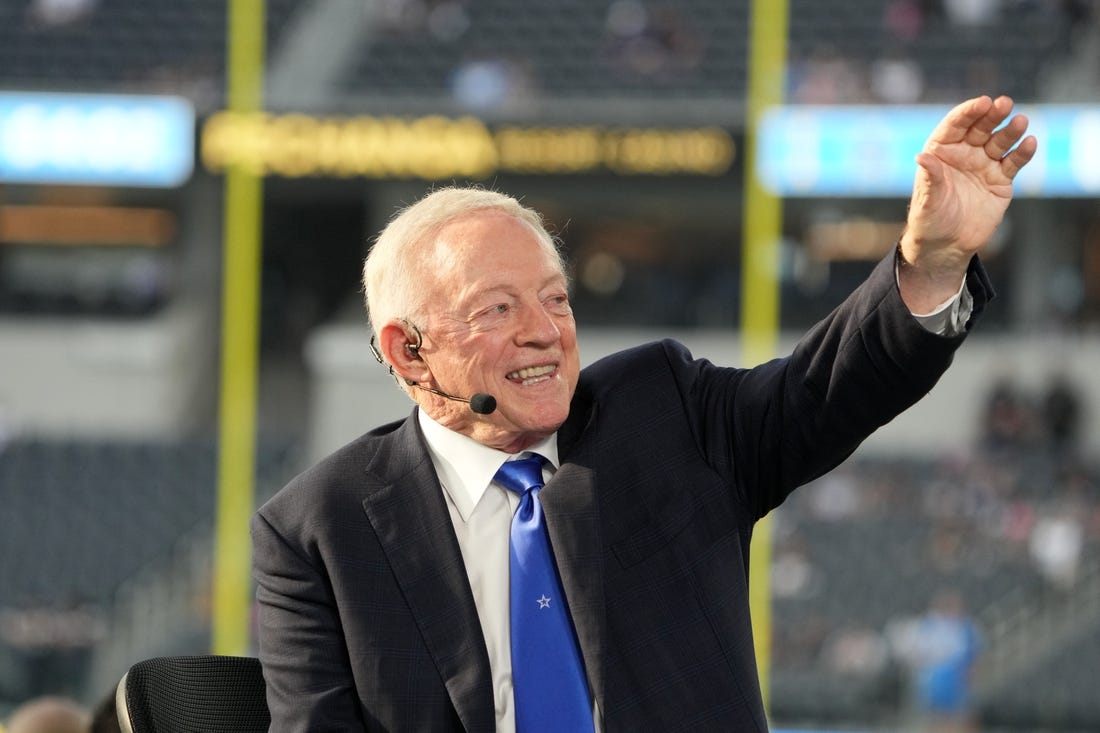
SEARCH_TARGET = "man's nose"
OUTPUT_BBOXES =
[517,302,560,345]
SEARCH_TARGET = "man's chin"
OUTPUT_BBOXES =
[478,410,567,452]
[513,399,570,430]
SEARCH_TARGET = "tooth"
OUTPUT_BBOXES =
[508,365,554,380]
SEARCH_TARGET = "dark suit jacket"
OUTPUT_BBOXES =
[251,252,991,732]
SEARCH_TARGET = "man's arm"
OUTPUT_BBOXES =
[251,511,366,732]
[898,94,1036,313]
[658,97,1033,519]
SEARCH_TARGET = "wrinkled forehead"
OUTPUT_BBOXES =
[422,209,563,274]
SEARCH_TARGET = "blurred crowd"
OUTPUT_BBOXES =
[770,373,1098,729]
[789,0,1098,105]
[9,0,1097,113]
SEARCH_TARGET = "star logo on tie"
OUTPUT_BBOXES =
[536,594,551,609]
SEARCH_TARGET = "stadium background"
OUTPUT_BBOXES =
[1,0,1099,730]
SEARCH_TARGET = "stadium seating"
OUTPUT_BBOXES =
[340,0,1071,103]
[0,437,297,607]
[0,0,1075,106]
[0,0,300,104]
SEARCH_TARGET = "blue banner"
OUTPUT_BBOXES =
[757,104,1100,197]
[0,92,194,187]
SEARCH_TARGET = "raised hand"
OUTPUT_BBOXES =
[899,95,1037,313]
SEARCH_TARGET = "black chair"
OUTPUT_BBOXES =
[116,655,270,733]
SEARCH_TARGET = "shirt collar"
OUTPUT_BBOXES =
[417,409,560,522]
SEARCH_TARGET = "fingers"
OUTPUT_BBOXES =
[963,95,1013,147]
[927,95,994,146]
[929,94,1037,180]
[928,94,1017,149]
[981,103,1037,180]
[1002,134,1038,180]
[984,113,1028,159]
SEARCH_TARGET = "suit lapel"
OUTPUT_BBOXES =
[360,417,495,732]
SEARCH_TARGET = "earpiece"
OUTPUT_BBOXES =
[369,329,497,414]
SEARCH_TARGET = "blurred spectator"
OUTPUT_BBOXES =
[450,53,537,113]
[371,0,429,34]
[888,589,982,732]
[1039,373,1083,453]
[883,0,926,42]
[24,0,97,28]
[980,378,1035,452]
[4,696,88,733]
[870,50,926,103]
[944,0,1002,27]
[980,374,1086,457]
[600,0,706,81]
[789,46,868,104]
[822,624,891,677]
[423,0,469,42]
[771,536,824,601]
[807,471,862,521]
[1029,505,1084,590]
[371,0,469,41]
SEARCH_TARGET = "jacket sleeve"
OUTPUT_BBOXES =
[251,509,367,732]
[673,249,992,520]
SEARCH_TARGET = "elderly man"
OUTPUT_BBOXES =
[251,96,1035,731]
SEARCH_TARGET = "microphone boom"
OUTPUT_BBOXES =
[411,383,497,415]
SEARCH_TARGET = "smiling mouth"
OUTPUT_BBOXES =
[506,364,556,385]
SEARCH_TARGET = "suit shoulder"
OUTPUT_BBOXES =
[582,338,692,377]
[579,339,698,393]
[255,416,410,525]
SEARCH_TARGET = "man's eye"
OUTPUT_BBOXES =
[478,304,510,318]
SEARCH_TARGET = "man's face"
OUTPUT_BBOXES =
[415,210,580,453]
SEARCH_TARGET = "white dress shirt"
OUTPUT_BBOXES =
[418,410,582,733]
[902,269,973,337]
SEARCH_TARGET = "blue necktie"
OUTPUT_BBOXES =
[495,456,594,733]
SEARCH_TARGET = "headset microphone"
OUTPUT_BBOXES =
[467,392,498,414]
[409,383,498,415]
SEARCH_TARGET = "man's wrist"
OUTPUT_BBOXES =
[895,240,973,316]
[895,243,973,336]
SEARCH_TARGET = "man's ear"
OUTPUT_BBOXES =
[378,321,430,385]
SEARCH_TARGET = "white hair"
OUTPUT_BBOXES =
[362,186,565,336]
